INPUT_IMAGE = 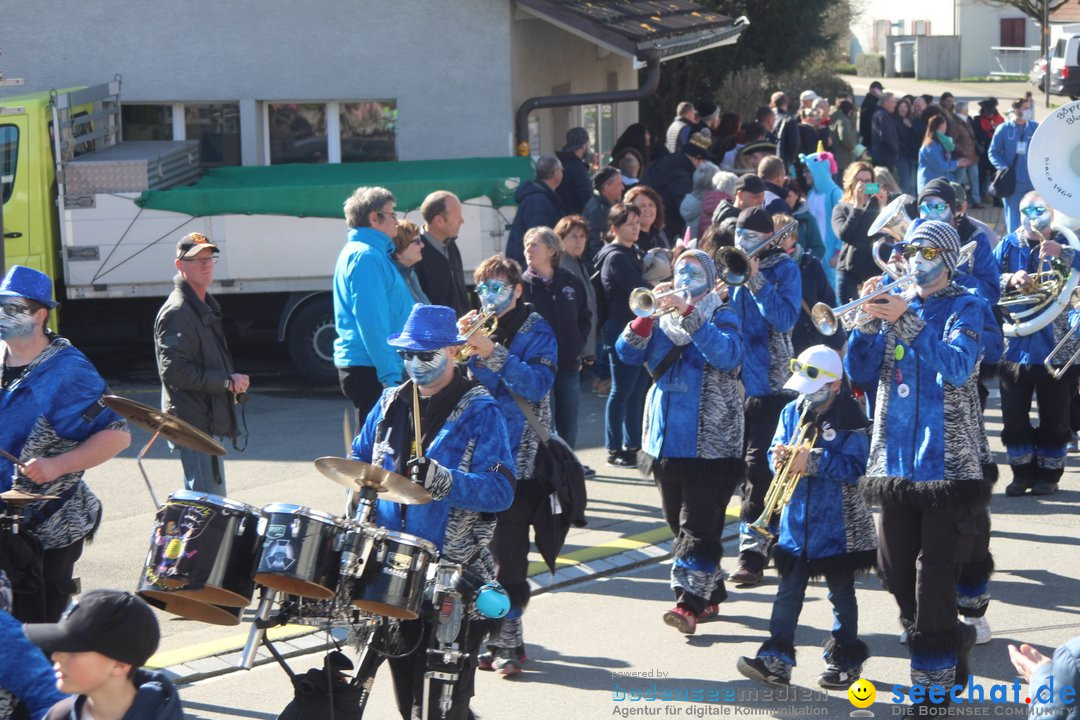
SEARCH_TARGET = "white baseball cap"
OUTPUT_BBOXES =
[784,345,843,395]
[799,90,820,103]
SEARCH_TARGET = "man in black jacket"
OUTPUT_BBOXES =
[414,191,470,316]
[506,155,565,266]
[859,81,883,147]
[870,92,900,175]
[555,127,592,215]
[641,131,710,239]
[154,233,248,494]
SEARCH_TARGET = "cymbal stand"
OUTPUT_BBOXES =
[135,426,163,508]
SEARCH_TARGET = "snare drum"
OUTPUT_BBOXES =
[255,504,343,599]
[348,529,438,620]
[139,490,260,608]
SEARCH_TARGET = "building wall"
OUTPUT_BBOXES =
[510,13,639,157]
[3,0,514,162]
[956,1,1038,77]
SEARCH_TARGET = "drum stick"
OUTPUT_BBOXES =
[0,447,27,471]
[343,409,354,458]
[412,383,424,462]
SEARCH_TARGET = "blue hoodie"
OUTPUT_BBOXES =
[0,610,67,720]
[49,669,183,720]
[802,152,843,289]
[332,227,416,385]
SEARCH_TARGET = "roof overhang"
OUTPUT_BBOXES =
[516,0,748,63]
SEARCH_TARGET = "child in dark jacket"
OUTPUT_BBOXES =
[736,345,877,690]
[24,589,183,720]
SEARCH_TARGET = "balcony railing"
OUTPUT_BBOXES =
[990,46,1041,76]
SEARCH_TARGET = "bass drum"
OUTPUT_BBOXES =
[138,490,260,609]
[255,504,343,599]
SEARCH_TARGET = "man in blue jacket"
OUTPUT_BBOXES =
[334,186,416,425]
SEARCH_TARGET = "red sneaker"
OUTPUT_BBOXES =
[662,605,697,634]
[697,604,720,622]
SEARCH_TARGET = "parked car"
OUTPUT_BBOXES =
[1030,35,1080,98]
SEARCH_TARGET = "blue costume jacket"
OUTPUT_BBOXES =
[466,309,557,481]
[994,230,1080,366]
[846,284,987,506]
[353,380,515,579]
[615,299,744,460]
[954,218,1001,306]
[0,338,126,549]
[730,253,802,398]
[332,227,416,385]
[768,395,875,576]
[0,609,67,720]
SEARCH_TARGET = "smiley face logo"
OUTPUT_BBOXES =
[848,678,876,708]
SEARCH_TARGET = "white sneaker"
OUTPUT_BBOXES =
[962,616,991,645]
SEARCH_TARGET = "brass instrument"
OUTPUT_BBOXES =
[454,309,498,361]
[629,286,691,318]
[1043,287,1080,379]
[998,225,1080,337]
[812,240,978,335]
[749,405,818,541]
[716,219,798,287]
[811,272,918,335]
[867,194,915,244]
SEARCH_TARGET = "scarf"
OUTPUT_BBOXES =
[378,369,475,476]
[490,300,531,349]
[658,291,723,347]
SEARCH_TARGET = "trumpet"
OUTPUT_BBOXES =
[1043,287,1080,379]
[629,286,691,318]
[716,219,798,287]
[454,308,498,361]
[811,272,918,335]
[749,405,818,541]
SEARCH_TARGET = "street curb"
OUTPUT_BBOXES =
[157,513,742,687]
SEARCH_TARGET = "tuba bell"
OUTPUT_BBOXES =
[867,194,915,245]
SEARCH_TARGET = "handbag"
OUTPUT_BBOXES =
[990,154,1018,197]
[508,392,588,530]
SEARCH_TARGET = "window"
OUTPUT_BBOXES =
[122,104,172,141]
[268,103,328,164]
[1000,18,1026,48]
[185,103,241,168]
[0,125,17,204]
[582,103,615,165]
[340,101,397,162]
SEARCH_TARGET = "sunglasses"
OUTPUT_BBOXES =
[790,358,838,380]
[1021,206,1049,217]
[476,281,509,296]
[0,301,35,317]
[919,201,949,216]
[398,350,438,362]
[897,244,953,261]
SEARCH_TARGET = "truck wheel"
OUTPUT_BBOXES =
[286,299,337,384]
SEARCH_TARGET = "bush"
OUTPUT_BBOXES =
[855,53,884,77]
[833,62,858,75]
[769,65,854,105]
[716,66,768,121]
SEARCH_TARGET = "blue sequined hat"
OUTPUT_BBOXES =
[387,304,469,351]
[0,265,58,308]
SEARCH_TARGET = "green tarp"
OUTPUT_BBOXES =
[135,156,532,218]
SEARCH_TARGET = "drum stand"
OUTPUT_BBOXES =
[134,430,164,508]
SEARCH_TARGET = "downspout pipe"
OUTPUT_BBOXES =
[514,53,661,156]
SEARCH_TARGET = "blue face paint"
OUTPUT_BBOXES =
[918,199,953,224]
[736,228,769,255]
[806,384,833,409]
[1020,202,1052,234]
[476,280,515,315]
[0,302,38,341]
[405,350,449,387]
[673,259,710,300]
[910,248,947,286]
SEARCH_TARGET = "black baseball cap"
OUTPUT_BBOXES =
[735,174,766,195]
[736,207,775,235]
[24,590,161,666]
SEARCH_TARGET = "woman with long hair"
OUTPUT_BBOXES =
[832,161,890,303]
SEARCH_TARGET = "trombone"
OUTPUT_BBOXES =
[749,404,818,541]
[715,219,798,287]
[454,308,498,361]
[1043,287,1080,379]
[629,286,691,317]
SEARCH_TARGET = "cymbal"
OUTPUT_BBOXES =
[0,489,61,505]
[103,395,226,457]
[314,457,432,505]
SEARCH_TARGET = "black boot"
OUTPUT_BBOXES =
[955,621,977,688]
[1032,466,1062,496]
[1005,463,1035,496]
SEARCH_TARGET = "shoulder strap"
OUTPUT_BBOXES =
[508,391,551,444]
[647,343,686,382]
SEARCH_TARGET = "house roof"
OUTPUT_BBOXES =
[516,0,748,62]
[1052,2,1080,23]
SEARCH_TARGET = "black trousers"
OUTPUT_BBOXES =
[42,539,84,623]
[999,363,1073,482]
[878,502,978,660]
[339,365,385,429]
[357,615,495,720]
[653,457,740,613]
[492,479,546,613]
[738,394,790,568]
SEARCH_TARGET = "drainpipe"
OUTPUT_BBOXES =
[514,52,661,156]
